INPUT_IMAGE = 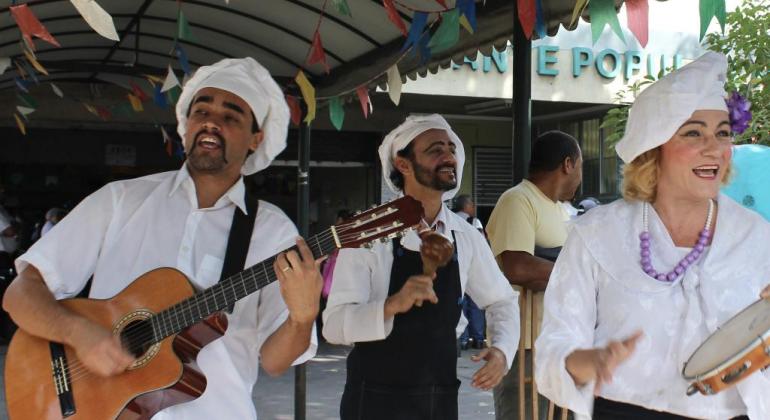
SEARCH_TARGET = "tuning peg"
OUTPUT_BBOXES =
[354,210,362,216]
[371,204,378,209]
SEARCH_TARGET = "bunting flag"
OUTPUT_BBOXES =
[178,9,195,41]
[14,113,26,135]
[295,71,316,123]
[10,4,61,49]
[457,0,477,33]
[534,0,546,39]
[51,82,64,98]
[70,0,120,41]
[355,85,372,119]
[699,0,727,41]
[144,73,164,84]
[331,0,352,17]
[83,102,99,117]
[167,85,181,105]
[130,81,150,102]
[517,0,536,40]
[14,77,30,93]
[23,49,48,75]
[285,94,301,126]
[20,60,39,83]
[306,30,330,74]
[16,106,35,119]
[435,0,448,7]
[386,64,402,106]
[329,96,344,131]
[161,126,174,157]
[589,0,626,44]
[174,43,192,75]
[401,12,428,53]
[161,65,181,92]
[569,0,588,27]
[626,0,649,47]
[128,93,144,112]
[153,84,168,108]
[383,0,408,37]
[18,92,38,108]
[0,57,12,75]
[15,61,27,78]
[96,105,112,120]
[428,9,460,54]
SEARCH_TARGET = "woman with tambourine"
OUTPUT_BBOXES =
[534,51,770,420]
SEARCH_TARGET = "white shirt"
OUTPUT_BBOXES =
[323,204,520,368]
[16,165,316,420]
[535,194,770,419]
[455,210,484,231]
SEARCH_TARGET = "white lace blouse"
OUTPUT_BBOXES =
[535,194,770,419]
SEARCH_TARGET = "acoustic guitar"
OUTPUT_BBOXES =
[4,196,423,419]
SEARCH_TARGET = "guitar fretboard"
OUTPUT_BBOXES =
[147,227,339,344]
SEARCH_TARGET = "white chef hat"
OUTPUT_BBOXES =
[378,114,465,201]
[176,57,290,175]
[615,51,728,164]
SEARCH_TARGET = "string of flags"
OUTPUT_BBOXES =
[4,0,730,139]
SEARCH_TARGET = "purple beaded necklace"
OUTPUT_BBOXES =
[639,199,714,282]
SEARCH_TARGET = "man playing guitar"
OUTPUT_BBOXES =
[2,57,323,419]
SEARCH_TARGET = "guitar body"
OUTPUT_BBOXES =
[4,268,229,420]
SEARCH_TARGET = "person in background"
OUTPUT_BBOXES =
[40,207,67,237]
[452,194,486,350]
[486,130,582,420]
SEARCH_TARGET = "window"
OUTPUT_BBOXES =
[474,147,514,207]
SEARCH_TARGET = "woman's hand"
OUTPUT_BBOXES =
[565,331,644,394]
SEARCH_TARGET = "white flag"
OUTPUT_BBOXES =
[70,0,120,41]
[161,65,181,92]
[51,83,64,98]
[386,64,402,106]
[0,57,10,75]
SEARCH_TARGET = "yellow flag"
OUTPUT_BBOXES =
[570,0,589,27]
[128,93,144,112]
[294,71,316,124]
[145,74,164,84]
[459,15,474,34]
[23,49,48,75]
[14,113,26,135]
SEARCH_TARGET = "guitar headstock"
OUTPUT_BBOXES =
[333,196,424,249]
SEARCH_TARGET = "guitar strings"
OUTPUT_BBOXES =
[62,219,413,383]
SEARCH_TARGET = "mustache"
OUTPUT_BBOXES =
[189,129,228,164]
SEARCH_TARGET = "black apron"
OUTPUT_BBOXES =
[340,234,463,420]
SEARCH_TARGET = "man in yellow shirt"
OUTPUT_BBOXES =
[486,130,582,420]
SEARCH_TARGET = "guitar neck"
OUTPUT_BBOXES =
[150,228,338,341]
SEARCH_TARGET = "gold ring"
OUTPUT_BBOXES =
[282,266,292,272]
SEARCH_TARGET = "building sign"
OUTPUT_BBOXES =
[535,46,683,80]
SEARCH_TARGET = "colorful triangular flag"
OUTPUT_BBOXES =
[178,9,195,41]
[295,71,316,124]
[9,4,61,50]
[626,0,649,47]
[428,9,460,54]
[386,64,402,106]
[329,96,344,131]
[18,92,38,108]
[14,77,31,93]
[14,113,26,135]
[51,82,64,98]
[457,0,477,33]
[161,65,181,92]
[23,49,48,75]
[16,105,35,118]
[383,0,408,37]
[589,0,626,44]
[70,0,120,41]
[570,0,589,27]
[128,93,144,112]
[401,12,428,53]
[285,95,301,126]
[534,0,546,39]
[130,81,150,102]
[517,0,536,40]
[356,86,372,119]
[699,0,727,41]
[174,43,191,75]
[153,84,168,108]
[306,30,330,74]
[331,0,352,17]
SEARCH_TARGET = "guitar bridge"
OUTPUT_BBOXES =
[49,342,76,417]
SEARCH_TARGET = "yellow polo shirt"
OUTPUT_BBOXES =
[486,179,569,347]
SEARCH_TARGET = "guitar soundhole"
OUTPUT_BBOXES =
[121,319,154,358]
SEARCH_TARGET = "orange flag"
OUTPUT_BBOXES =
[285,95,302,126]
[356,86,372,119]
[382,0,408,36]
[306,30,330,74]
[10,5,61,50]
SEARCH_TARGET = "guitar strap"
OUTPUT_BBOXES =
[219,190,260,313]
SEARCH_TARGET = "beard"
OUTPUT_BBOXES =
[413,160,456,192]
[186,130,228,172]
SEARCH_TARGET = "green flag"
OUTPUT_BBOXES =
[589,0,625,45]
[700,0,727,41]
[17,92,37,109]
[329,96,345,131]
[178,9,194,41]
[428,9,460,54]
[331,0,352,17]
